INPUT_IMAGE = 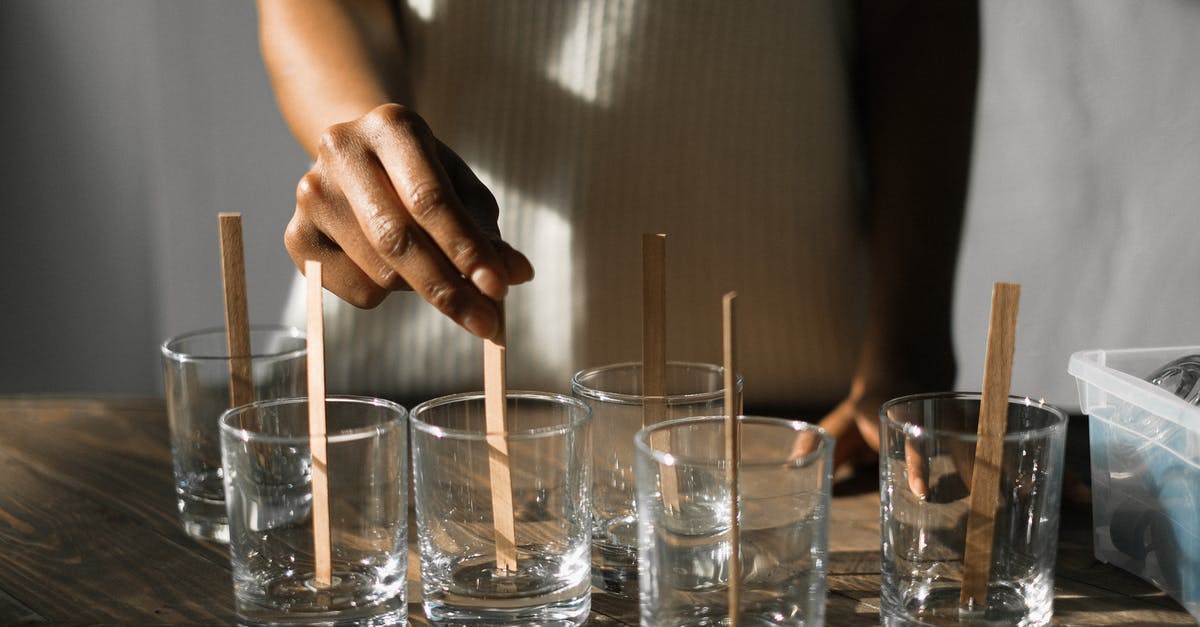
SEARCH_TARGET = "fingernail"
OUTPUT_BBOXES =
[463,310,498,340]
[471,267,507,299]
[912,477,929,500]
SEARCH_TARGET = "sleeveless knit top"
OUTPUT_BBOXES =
[283,0,867,407]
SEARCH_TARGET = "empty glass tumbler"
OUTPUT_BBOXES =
[220,396,409,626]
[161,324,305,542]
[410,391,593,626]
[636,415,832,626]
[571,362,738,597]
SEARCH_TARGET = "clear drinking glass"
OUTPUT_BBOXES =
[410,391,593,626]
[635,415,832,626]
[571,362,739,597]
[161,325,306,542]
[879,393,1069,626]
[220,396,408,626]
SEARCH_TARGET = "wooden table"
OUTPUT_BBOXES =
[0,397,1192,625]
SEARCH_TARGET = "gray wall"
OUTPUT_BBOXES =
[1,1,306,395]
[952,1,1200,410]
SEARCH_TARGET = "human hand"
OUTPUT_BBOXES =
[285,103,534,339]
[796,383,950,500]
[812,392,886,471]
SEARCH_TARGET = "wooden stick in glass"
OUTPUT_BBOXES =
[218,213,253,408]
[960,282,1020,611]
[643,234,681,511]
[643,233,667,427]
[723,291,741,627]
[484,301,518,573]
[305,260,332,589]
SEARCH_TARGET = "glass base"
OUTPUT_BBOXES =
[643,606,819,627]
[180,514,229,544]
[882,584,1050,626]
[592,540,639,599]
[235,571,407,627]
[422,548,591,625]
[423,594,589,626]
[423,557,590,626]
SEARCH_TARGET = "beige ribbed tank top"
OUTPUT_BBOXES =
[283,0,867,407]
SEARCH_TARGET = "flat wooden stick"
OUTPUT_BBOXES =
[305,260,332,589]
[642,233,667,427]
[484,301,518,573]
[218,213,253,408]
[722,291,741,626]
[960,282,1020,611]
[642,234,681,512]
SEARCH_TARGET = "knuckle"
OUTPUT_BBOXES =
[423,280,462,317]
[284,213,320,255]
[316,122,360,158]
[295,172,325,205]
[375,266,405,291]
[368,213,417,260]
[406,181,450,221]
[367,103,426,135]
[448,239,483,269]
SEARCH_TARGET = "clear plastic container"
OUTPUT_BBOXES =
[1068,346,1200,620]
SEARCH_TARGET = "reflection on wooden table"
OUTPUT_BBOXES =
[0,397,1192,625]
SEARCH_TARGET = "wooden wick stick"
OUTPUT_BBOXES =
[305,260,332,589]
[484,301,518,573]
[642,234,680,511]
[960,282,1020,611]
[218,213,253,408]
[722,291,741,627]
[642,233,667,427]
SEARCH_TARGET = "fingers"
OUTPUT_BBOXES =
[289,173,410,300]
[286,208,388,309]
[435,140,534,285]
[904,438,930,500]
[284,103,531,339]
[787,427,828,464]
[353,105,510,299]
[494,239,535,285]
[811,399,876,469]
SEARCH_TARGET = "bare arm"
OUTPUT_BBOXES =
[257,0,532,339]
[258,0,409,155]
[818,0,979,466]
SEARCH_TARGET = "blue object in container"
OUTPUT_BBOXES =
[1142,355,1200,609]
[1107,355,1200,610]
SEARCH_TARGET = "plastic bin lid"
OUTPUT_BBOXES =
[1069,347,1200,432]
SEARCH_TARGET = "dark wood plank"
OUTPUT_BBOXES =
[0,397,236,623]
[588,588,639,625]
[0,586,44,625]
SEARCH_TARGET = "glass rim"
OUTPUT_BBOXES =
[160,324,306,362]
[409,390,591,440]
[634,415,831,469]
[219,395,407,445]
[879,391,1070,441]
[570,361,742,405]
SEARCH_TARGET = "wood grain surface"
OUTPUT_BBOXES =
[0,397,1192,625]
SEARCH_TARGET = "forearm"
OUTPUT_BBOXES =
[854,0,980,392]
[257,0,411,156]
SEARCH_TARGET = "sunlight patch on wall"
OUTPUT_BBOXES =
[543,0,637,107]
